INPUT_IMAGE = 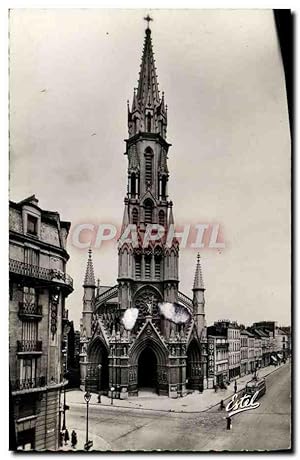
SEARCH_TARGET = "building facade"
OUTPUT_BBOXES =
[240,329,249,376]
[9,195,73,450]
[79,24,208,398]
[207,329,229,386]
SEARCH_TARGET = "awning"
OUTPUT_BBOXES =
[271,356,277,362]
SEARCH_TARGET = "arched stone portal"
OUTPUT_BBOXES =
[86,338,109,393]
[187,339,203,390]
[129,333,168,396]
[138,347,157,390]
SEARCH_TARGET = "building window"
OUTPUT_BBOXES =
[161,176,167,199]
[23,286,38,307]
[22,321,38,342]
[24,248,39,266]
[159,210,165,226]
[135,256,141,279]
[130,173,136,196]
[155,258,161,280]
[21,358,37,381]
[145,153,153,185]
[27,215,38,236]
[145,256,151,279]
[146,113,152,132]
[132,208,138,225]
[144,199,153,224]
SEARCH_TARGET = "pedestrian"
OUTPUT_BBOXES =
[214,384,217,393]
[59,431,64,448]
[234,380,238,393]
[64,428,70,446]
[71,430,77,449]
[220,400,225,410]
[226,416,232,430]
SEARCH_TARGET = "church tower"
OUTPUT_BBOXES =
[118,19,179,333]
[193,253,206,334]
[80,18,208,398]
[82,248,96,339]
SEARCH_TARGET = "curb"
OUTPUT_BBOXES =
[68,363,287,415]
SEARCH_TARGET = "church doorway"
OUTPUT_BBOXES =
[186,339,203,391]
[138,347,157,391]
[87,340,109,393]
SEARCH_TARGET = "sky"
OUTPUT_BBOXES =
[9,9,291,329]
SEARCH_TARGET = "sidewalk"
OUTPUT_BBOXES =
[59,429,110,452]
[67,362,287,414]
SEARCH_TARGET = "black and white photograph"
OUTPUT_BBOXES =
[7,7,292,452]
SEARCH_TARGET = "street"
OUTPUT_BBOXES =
[65,363,291,452]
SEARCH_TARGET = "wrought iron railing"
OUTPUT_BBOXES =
[9,259,73,289]
[18,302,42,318]
[12,376,46,391]
[17,340,43,353]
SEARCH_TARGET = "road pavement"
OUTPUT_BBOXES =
[65,362,291,452]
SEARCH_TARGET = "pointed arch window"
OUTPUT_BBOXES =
[155,257,161,280]
[135,256,141,279]
[145,150,153,186]
[145,256,151,279]
[144,198,153,224]
[158,210,165,226]
[130,172,136,196]
[132,208,138,225]
[161,176,167,199]
[146,113,152,132]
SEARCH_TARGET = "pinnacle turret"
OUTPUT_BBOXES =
[83,248,96,288]
[193,253,205,290]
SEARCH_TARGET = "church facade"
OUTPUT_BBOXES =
[79,23,209,398]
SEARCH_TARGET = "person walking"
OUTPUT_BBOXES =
[226,416,232,430]
[64,428,70,446]
[59,431,64,448]
[220,399,225,410]
[71,430,77,449]
[234,380,238,393]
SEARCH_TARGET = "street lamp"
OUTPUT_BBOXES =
[97,364,102,403]
[61,371,68,430]
[84,391,93,451]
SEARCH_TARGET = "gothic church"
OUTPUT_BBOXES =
[80,21,208,398]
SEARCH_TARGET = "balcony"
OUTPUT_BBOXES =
[17,340,43,353]
[18,302,42,320]
[9,259,73,291]
[11,376,46,392]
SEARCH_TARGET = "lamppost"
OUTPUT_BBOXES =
[97,364,102,403]
[62,371,68,430]
[84,391,93,451]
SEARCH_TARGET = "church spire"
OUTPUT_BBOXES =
[136,20,160,112]
[83,248,96,288]
[193,253,205,290]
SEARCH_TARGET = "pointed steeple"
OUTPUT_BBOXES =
[137,26,160,111]
[193,253,205,290]
[83,248,96,288]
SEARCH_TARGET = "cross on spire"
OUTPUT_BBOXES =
[144,14,153,29]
